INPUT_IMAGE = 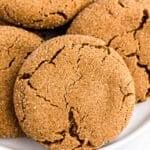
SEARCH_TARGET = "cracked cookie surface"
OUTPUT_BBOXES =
[0,25,43,137]
[14,35,135,149]
[68,0,150,102]
[0,0,92,29]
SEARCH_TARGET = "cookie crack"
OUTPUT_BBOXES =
[24,52,32,60]
[106,8,114,17]
[32,19,43,23]
[125,47,150,101]
[68,44,83,89]
[119,81,134,100]
[137,62,150,83]
[77,43,111,63]
[122,93,134,102]
[118,0,125,8]
[0,57,15,71]
[32,11,67,24]
[19,46,66,81]
[125,52,137,58]
[28,60,49,78]
[80,114,89,123]
[132,39,150,99]
[19,89,26,122]
[49,46,65,66]
[133,9,149,37]
[0,37,19,71]
[136,41,148,69]
[137,62,150,97]
[68,108,94,150]
[68,107,84,148]
[119,82,133,95]
[7,37,19,56]
[79,43,105,50]
[36,94,61,109]
[63,91,69,109]
[119,85,134,112]
[40,130,66,146]
[27,80,37,91]
[107,35,119,46]
[9,57,15,67]
[50,12,68,20]
[19,73,31,80]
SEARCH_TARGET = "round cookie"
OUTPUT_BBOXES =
[0,25,43,137]
[68,0,150,102]
[14,35,135,149]
[0,0,92,29]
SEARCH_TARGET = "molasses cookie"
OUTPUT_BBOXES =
[0,25,43,137]
[68,0,150,102]
[14,35,135,149]
[0,0,92,29]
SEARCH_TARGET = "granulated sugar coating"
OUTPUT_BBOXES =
[14,35,135,150]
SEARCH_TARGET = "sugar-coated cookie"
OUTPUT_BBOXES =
[14,35,135,149]
[68,0,150,102]
[0,0,92,29]
[0,25,43,137]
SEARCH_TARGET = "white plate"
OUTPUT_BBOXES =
[0,99,150,150]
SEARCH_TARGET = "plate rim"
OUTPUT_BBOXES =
[100,118,150,150]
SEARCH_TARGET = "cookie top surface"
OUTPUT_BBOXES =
[14,35,135,149]
[0,25,43,137]
[0,0,92,29]
[68,0,150,102]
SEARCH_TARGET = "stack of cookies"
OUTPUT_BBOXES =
[0,0,149,150]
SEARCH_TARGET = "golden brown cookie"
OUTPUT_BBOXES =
[0,0,92,29]
[68,0,150,102]
[14,35,135,149]
[0,25,43,138]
